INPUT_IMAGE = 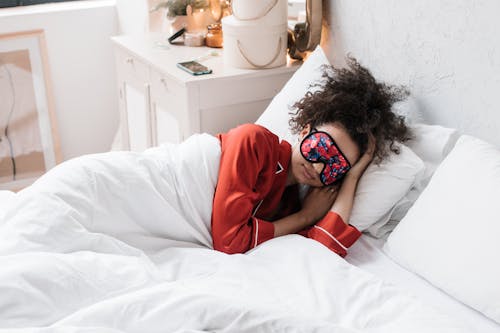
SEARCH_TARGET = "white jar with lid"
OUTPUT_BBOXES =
[230,0,287,26]
[222,15,287,69]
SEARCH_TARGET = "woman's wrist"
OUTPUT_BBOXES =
[274,210,315,237]
[344,171,362,183]
[297,210,314,226]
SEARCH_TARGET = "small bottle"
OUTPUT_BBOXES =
[205,23,223,48]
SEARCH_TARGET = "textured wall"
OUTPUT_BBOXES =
[322,0,500,148]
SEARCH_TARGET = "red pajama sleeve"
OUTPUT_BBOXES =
[211,125,277,254]
[300,211,361,257]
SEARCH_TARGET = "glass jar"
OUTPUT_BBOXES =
[205,23,223,48]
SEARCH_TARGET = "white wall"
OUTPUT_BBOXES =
[322,0,500,148]
[0,0,119,160]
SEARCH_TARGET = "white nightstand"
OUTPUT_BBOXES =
[111,33,301,151]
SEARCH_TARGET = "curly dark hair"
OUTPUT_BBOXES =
[289,57,412,163]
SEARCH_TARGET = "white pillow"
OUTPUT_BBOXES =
[384,135,500,324]
[256,46,424,232]
[349,144,424,231]
[366,123,460,238]
[407,123,460,187]
[255,45,328,144]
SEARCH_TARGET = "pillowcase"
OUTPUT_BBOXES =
[255,46,424,232]
[366,123,460,238]
[406,123,460,187]
[349,144,424,231]
[255,45,328,144]
[384,135,500,324]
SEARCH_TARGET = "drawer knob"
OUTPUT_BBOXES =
[160,78,168,88]
[125,57,134,64]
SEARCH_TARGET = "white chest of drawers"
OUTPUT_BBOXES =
[111,33,301,151]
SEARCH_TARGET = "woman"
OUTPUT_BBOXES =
[212,57,410,256]
[0,57,409,259]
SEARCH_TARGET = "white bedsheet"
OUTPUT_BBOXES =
[0,235,475,333]
[347,236,500,333]
[0,134,479,332]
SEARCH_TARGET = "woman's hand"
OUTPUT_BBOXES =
[300,186,339,225]
[346,133,376,180]
[328,134,376,223]
[273,185,338,237]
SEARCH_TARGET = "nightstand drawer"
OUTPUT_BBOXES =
[149,69,187,144]
[149,69,184,108]
[115,48,149,84]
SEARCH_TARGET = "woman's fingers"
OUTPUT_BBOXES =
[366,132,376,156]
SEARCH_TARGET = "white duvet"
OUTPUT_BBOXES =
[0,134,473,332]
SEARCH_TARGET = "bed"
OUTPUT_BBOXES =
[1,35,500,333]
[348,236,500,333]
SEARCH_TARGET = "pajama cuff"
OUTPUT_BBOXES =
[309,211,362,257]
[250,217,275,249]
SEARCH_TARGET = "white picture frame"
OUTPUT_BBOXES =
[0,30,61,191]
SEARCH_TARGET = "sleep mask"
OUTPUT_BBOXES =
[300,129,351,186]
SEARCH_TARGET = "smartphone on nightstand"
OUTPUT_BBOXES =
[176,61,213,76]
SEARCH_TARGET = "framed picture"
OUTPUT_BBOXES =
[0,30,61,191]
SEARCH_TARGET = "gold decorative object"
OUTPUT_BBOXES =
[209,0,232,22]
[206,23,223,48]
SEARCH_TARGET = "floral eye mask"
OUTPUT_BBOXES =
[300,130,351,186]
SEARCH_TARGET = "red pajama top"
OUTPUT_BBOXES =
[211,124,361,257]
